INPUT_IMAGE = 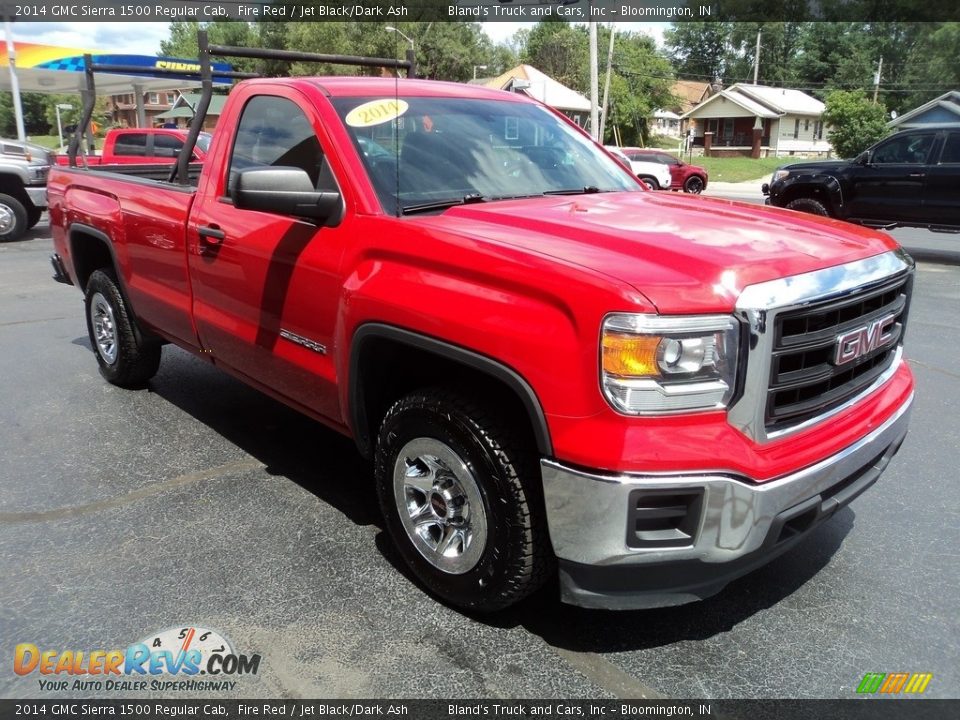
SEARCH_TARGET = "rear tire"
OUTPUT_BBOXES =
[374,388,552,612]
[639,176,660,190]
[785,197,830,216]
[0,193,28,242]
[84,269,161,387]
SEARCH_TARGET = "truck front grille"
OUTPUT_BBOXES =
[765,275,912,432]
[729,250,915,444]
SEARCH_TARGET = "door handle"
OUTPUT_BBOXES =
[197,225,225,254]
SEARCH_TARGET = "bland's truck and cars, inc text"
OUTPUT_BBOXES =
[47,36,914,612]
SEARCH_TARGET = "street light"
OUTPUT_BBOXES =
[385,26,417,79]
[55,103,73,152]
[385,26,414,50]
[473,65,488,80]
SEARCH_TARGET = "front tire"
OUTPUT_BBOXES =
[374,388,552,612]
[84,269,161,387]
[785,197,830,216]
[0,193,28,242]
[638,176,660,190]
[683,175,705,194]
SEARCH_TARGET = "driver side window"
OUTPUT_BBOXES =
[872,134,934,165]
[227,95,337,195]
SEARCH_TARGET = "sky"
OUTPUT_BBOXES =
[9,21,667,56]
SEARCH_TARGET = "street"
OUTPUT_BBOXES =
[1,219,957,700]
[704,182,960,266]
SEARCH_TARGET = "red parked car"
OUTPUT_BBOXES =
[623,148,708,194]
[56,128,211,166]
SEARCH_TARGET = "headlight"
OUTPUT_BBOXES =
[772,169,790,183]
[601,313,740,414]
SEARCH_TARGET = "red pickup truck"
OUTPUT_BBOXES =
[48,60,915,612]
[56,128,211,166]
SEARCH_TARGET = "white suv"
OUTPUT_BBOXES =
[604,146,671,190]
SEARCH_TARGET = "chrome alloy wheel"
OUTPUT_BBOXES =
[90,291,118,364]
[393,438,488,575]
[0,203,14,235]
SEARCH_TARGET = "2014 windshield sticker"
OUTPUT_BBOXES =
[345,98,409,128]
[14,626,261,692]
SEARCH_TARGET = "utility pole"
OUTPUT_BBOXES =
[4,21,26,141]
[753,26,762,85]
[589,17,599,140]
[599,24,617,144]
[873,57,883,104]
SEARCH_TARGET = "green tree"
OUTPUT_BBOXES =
[0,92,54,136]
[415,22,502,81]
[605,29,675,145]
[286,22,498,81]
[43,94,81,135]
[159,20,276,74]
[522,21,589,93]
[900,23,960,110]
[664,22,732,83]
[822,90,889,158]
[726,23,807,86]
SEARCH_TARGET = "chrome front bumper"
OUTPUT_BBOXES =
[541,394,912,609]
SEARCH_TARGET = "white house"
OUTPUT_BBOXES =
[480,64,591,128]
[681,83,831,158]
[651,109,682,137]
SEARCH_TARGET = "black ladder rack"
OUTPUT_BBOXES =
[68,30,417,185]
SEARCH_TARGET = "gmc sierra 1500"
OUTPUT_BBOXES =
[48,37,914,611]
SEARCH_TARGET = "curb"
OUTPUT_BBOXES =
[903,248,960,267]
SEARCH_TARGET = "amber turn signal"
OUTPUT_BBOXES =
[602,333,661,377]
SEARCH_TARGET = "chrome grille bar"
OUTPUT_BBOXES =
[730,249,914,443]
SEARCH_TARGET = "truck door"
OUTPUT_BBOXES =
[845,131,936,224]
[186,90,350,423]
[922,131,960,227]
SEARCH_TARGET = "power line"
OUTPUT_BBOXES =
[613,65,958,93]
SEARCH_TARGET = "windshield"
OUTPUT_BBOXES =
[196,133,212,154]
[331,96,638,215]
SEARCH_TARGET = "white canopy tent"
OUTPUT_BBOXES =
[0,29,232,141]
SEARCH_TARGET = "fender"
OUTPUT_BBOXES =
[68,222,152,346]
[67,222,119,289]
[774,173,844,214]
[349,323,553,459]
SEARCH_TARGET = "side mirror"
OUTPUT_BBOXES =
[854,151,870,165]
[232,167,342,224]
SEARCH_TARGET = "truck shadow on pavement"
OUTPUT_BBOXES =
[140,344,381,530]
[496,509,855,651]
[98,343,855,651]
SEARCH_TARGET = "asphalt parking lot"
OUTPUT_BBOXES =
[1,219,957,700]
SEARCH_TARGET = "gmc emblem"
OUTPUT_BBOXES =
[834,313,897,366]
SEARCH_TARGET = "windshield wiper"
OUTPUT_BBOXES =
[542,186,605,196]
[401,193,486,215]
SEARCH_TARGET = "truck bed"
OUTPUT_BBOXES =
[56,162,203,185]
[48,161,200,346]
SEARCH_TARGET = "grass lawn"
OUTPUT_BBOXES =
[24,135,63,150]
[645,136,685,151]
[630,144,786,182]
[695,156,784,183]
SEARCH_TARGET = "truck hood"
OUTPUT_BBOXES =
[425,191,897,313]
[781,160,850,173]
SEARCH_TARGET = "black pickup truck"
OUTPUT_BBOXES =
[763,125,960,232]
